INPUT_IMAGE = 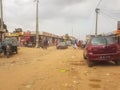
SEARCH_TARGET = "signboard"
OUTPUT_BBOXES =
[42,32,52,36]
[5,32,24,37]
[114,30,120,34]
[5,33,19,37]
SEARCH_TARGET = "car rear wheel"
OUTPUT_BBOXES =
[16,50,18,54]
[6,52,10,58]
[87,59,94,67]
[16,47,18,54]
[83,53,87,59]
[114,60,120,65]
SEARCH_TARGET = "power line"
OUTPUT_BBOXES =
[100,8,120,14]
[89,0,102,18]
[96,0,102,8]
[100,12,116,26]
[101,11,120,20]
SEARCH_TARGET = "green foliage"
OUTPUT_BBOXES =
[65,34,70,40]
[13,28,22,33]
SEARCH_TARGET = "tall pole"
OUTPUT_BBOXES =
[0,0,3,41]
[72,28,73,36]
[35,0,39,48]
[95,8,100,36]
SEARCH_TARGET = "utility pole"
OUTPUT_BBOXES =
[95,8,100,36]
[35,0,39,48]
[72,27,73,36]
[0,0,3,41]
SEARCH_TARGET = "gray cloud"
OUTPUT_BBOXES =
[2,0,120,40]
[40,0,96,21]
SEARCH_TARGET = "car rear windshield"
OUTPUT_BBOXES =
[58,42,66,46]
[91,37,115,45]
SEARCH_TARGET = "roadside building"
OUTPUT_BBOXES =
[5,32,23,46]
[30,31,64,47]
[5,29,76,47]
[107,21,120,45]
[0,28,5,42]
[113,30,120,45]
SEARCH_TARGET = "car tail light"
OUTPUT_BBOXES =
[116,44,120,50]
[87,46,93,51]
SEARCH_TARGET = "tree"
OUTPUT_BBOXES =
[65,34,70,40]
[13,28,22,33]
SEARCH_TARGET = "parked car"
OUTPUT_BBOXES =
[1,37,18,58]
[66,41,72,46]
[83,36,120,67]
[56,42,68,49]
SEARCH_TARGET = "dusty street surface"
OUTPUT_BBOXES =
[0,46,120,90]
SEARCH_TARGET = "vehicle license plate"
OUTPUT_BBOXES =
[99,56,110,59]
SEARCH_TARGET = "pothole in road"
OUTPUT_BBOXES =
[89,83,101,88]
[89,79,101,82]
[88,78,101,89]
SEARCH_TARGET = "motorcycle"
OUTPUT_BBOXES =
[5,44,11,58]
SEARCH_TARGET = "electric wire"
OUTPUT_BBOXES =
[100,12,116,26]
[100,8,120,15]
[101,10,120,20]
[96,0,102,8]
[89,0,102,18]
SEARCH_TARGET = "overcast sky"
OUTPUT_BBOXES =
[2,0,120,40]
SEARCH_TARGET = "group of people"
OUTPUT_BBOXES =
[72,40,85,49]
[39,38,49,49]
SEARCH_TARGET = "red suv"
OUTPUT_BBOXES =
[83,36,120,67]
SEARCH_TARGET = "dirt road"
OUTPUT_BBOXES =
[0,46,120,90]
